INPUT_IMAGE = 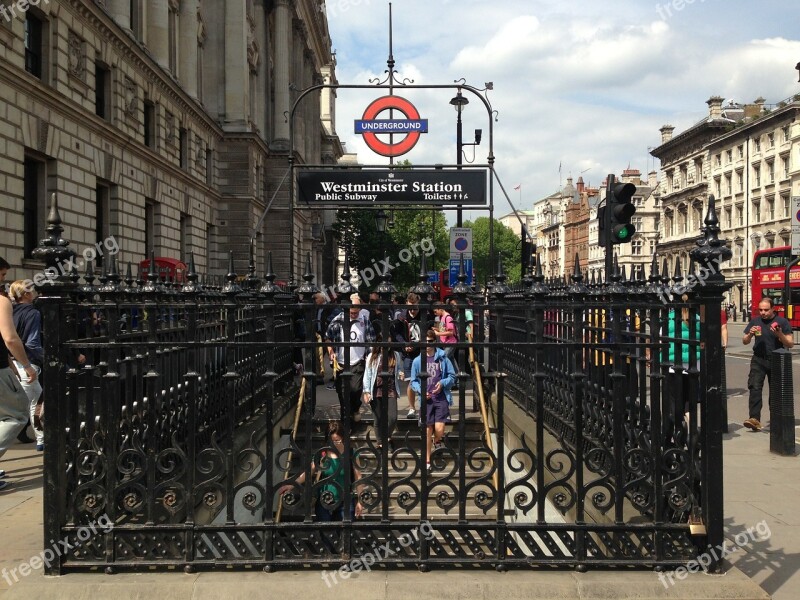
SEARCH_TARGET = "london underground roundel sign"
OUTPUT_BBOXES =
[356,96,427,157]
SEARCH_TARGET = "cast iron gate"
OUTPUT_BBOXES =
[33,196,730,574]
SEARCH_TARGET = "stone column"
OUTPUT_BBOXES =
[147,0,169,69]
[107,0,130,30]
[179,0,198,98]
[272,0,291,147]
[224,0,247,128]
[253,0,267,135]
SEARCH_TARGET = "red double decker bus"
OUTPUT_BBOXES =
[751,246,800,328]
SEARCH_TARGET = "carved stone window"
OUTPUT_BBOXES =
[68,30,86,82]
[165,110,176,144]
[123,77,137,119]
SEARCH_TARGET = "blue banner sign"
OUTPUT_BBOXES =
[355,119,429,134]
[449,258,473,287]
[427,271,440,283]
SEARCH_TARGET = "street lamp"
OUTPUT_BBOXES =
[450,89,469,227]
[375,209,388,234]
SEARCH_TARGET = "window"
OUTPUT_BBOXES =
[205,148,213,186]
[143,100,155,148]
[179,213,189,261]
[196,41,204,103]
[179,127,188,169]
[736,204,743,226]
[767,198,774,221]
[724,173,732,195]
[767,133,774,148]
[724,207,732,229]
[736,170,743,192]
[144,200,155,258]
[714,154,721,167]
[753,166,760,187]
[735,241,744,266]
[23,157,44,257]
[95,184,110,267]
[766,161,774,184]
[130,0,143,40]
[24,12,43,78]
[631,239,643,255]
[754,138,761,153]
[168,4,178,74]
[726,149,732,163]
[95,62,111,119]
[781,156,789,179]
[782,126,790,143]
[714,176,721,198]
[752,201,760,223]
[782,194,790,217]
[206,223,214,272]
[738,145,744,159]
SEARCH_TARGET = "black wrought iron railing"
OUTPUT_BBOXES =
[30,194,730,573]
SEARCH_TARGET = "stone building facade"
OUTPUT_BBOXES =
[0,0,341,282]
[651,95,800,309]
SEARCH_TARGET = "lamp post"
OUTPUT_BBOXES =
[375,208,388,248]
[450,90,469,228]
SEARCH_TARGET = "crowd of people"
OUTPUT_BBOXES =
[311,290,473,457]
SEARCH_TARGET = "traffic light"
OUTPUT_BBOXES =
[606,175,637,244]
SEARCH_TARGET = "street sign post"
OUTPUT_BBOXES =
[792,196,800,255]
[449,227,473,285]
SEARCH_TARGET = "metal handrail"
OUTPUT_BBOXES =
[275,376,307,523]
[467,331,498,491]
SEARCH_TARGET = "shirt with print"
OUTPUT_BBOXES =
[426,354,445,401]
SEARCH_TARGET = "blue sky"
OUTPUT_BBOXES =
[326,0,800,225]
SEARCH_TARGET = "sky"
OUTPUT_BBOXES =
[325,0,800,226]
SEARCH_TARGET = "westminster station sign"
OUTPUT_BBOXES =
[298,169,487,206]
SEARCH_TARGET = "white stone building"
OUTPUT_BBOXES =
[0,0,342,283]
[651,95,800,309]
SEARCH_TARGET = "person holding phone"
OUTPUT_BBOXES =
[742,297,794,432]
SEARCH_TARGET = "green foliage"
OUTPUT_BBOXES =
[462,217,522,286]
[385,209,449,290]
[332,207,449,292]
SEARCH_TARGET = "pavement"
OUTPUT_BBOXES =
[0,336,796,599]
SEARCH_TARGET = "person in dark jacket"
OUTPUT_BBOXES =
[9,280,44,450]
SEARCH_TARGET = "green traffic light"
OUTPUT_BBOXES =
[612,224,635,242]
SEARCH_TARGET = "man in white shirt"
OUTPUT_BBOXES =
[325,295,375,425]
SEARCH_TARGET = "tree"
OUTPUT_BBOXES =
[332,207,449,293]
[462,217,521,285]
